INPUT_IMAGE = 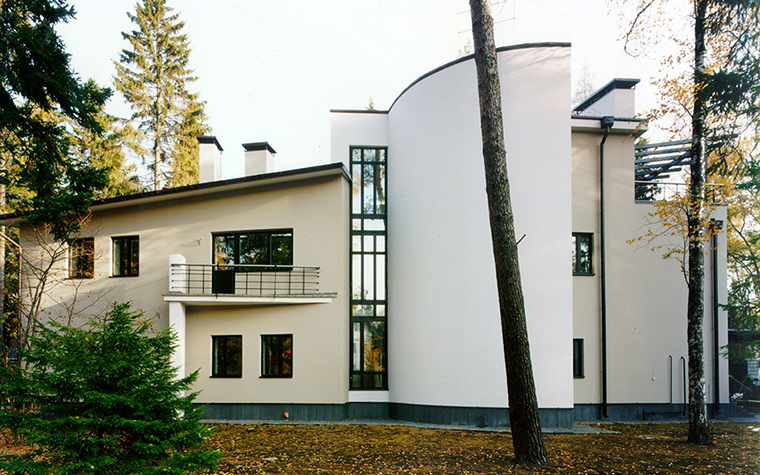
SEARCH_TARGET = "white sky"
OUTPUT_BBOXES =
[57,0,680,178]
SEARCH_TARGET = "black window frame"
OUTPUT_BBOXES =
[572,232,593,276]
[211,335,243,378]
[69,237,94,279]
[212,229,293,269]
[112,235,139,277]
[573,338,585,379]
[261,334,293,378]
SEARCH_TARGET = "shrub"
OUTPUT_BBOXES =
[0,302,221,474]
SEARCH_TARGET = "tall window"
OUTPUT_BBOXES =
[261,334,292,378]
[212,335,242,378]
[113,236,139,276]
[70,238,94,279]
[572,233,593,275]
[213,230,293,267]
[350,147,387,390]
[573,338,584,379]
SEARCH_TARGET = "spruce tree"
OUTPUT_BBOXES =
[0,0,109,242]
[114,0,209,191]
[0,302,221,475]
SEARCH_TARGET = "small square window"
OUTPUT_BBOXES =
[113,236,139,276]
[573,338,584,379]
[572,233,593,275]
[261,334,292,378]
[212,335,242,378]
[70,238,94,279]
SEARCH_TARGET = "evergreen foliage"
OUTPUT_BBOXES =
[114,0,209,191]
[0,0,110,241]
[0,302,221,475]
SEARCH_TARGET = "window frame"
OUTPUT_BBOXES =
[573,338,585,379]
[261,334,293,378]
[211,335,243,378]
[112,235,139,277]
[572,232,593,276]
[212,229,293,269]
[69,237,94,279]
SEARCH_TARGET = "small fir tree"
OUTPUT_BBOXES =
[0,302,221,475]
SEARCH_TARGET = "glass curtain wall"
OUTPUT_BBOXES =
[350,147,387,390]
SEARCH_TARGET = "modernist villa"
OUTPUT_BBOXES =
[2,43,734,427]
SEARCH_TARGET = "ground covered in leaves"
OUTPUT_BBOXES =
[2,422,759,474]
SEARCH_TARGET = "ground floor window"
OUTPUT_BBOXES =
[351,321,386,389]
[573,338,584,379]
[212,335,242,378]
[261,334,292,378]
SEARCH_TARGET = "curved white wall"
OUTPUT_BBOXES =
[386,45,574,409]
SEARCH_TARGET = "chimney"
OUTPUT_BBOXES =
[243,142,277,176]
[197,136,223,183]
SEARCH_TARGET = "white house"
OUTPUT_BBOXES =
[2,43,733,427]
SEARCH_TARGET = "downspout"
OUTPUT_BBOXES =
[711,219,722,417]
[599,116,614,420]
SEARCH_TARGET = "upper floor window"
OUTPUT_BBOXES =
[213,230,293,267]
[572,233,593,275]
[70,238,94,279]
[113,236,139,277]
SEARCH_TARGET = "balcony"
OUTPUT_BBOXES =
[164,261,336,306]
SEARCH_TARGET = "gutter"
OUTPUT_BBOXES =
[599,116,614,420]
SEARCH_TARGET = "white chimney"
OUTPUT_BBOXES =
[243,142,276,176]
[197,136,223,183]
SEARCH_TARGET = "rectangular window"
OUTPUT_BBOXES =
[213,230,293,267]
[212,335,242,378]
[69,238,94,279]
[572,233,593,275]
[113,236,139,276]
[261,334,292,378]
[350,147,388,390]
[573,338,584,379]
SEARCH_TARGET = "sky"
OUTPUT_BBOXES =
[56,0,679,178]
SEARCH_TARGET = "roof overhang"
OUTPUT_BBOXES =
[0,162,350,225]
[571,116,647,137]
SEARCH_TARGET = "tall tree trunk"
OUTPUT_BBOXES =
[469,0,547,465]
[687,0,711,446]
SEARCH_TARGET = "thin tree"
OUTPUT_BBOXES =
[114,0,209,191]
[469,0,547,465]
[623,0,760,445]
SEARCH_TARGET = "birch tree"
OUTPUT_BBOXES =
[623,0,760,445]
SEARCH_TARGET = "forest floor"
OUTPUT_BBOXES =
[2,421,759,474]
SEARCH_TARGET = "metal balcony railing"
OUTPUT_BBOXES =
[634,181,726,204]
[169,263,321,296]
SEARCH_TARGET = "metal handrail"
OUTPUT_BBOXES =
[169,263,320,296]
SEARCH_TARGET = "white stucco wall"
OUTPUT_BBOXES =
[20,173,351,405]
[377,45,574,409]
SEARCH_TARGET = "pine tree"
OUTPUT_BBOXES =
[114,0,210,191]
[469,0,547,465]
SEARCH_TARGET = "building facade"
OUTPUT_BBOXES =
[3,43,731,427]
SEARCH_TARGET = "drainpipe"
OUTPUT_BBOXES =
[599,116,614,420]
[711,219,722,417]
